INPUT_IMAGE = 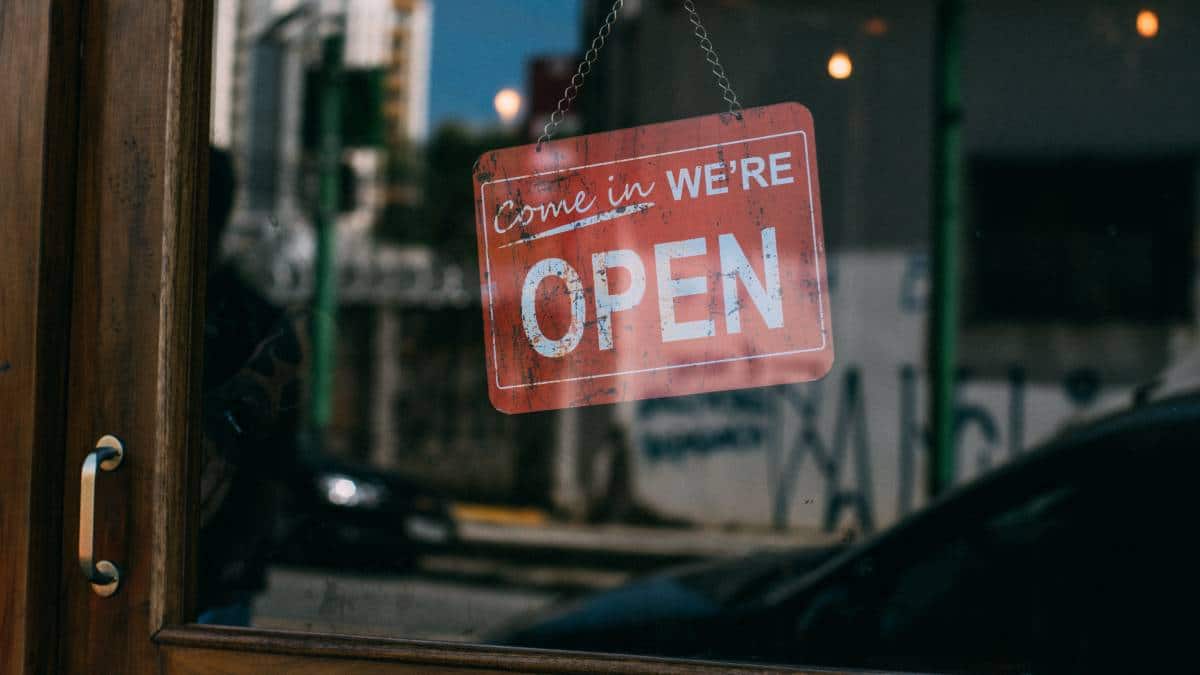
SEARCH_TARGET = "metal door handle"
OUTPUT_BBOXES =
[80,434,124,597]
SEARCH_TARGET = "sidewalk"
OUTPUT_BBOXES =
[451,503,841,569]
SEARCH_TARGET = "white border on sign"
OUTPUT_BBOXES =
[479,129,827,390]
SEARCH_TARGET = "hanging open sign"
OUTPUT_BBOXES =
[473,102,832,414]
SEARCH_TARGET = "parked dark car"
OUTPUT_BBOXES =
[495,393,1200,672]
[276,456,458,569]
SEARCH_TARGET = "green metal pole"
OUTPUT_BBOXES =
[310,31,344,438]
[929,0,963,498]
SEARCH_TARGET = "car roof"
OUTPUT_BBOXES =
[760,391,1200,607]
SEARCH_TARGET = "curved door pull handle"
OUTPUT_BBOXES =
[80,434,124,597]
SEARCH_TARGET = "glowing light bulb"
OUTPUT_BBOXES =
[827,51,853,80]
[493,88,522,124]
[1136,9,1159,38]
[863,17,889,37]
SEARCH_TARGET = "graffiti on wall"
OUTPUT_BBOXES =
[636,362,1106,533]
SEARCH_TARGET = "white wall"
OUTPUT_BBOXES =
[627,250,1133,532]
[210,0,241,149]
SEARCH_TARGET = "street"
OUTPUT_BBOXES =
[250,519,837,641]
[253,565,558,641]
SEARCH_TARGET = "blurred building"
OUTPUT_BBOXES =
[207,0,557,506]
[563,0,1200,531]
[524,55,581,141]
[209,0,430,236]
[385,0,432,144]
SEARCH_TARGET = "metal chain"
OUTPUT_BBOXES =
[536,0,745,150]
[682,0,743,118]
[536,0,625,150]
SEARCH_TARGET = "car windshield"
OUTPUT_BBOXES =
[194,0,1200,671]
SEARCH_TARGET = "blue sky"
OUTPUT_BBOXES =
[428,0,583,131]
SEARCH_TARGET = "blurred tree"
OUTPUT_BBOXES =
[378,123,518,264]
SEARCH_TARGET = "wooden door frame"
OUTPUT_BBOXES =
[0,1,82,673]
[54,0,214,667]
[46,0,827,672]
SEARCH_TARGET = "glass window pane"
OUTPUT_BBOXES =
[196,1,1200,670]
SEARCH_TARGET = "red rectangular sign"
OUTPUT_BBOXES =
[473,102,833,414]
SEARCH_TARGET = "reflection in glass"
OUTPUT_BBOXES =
[195,0,1200,670]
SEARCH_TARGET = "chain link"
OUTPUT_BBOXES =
[536,0,625,150]
[536,0,745,150]
[682,0,743,118]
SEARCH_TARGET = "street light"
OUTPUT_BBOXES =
[863,17,889,37]
[1136,9,1159,38]
[828,51,853,80]
[494,88,522,125]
